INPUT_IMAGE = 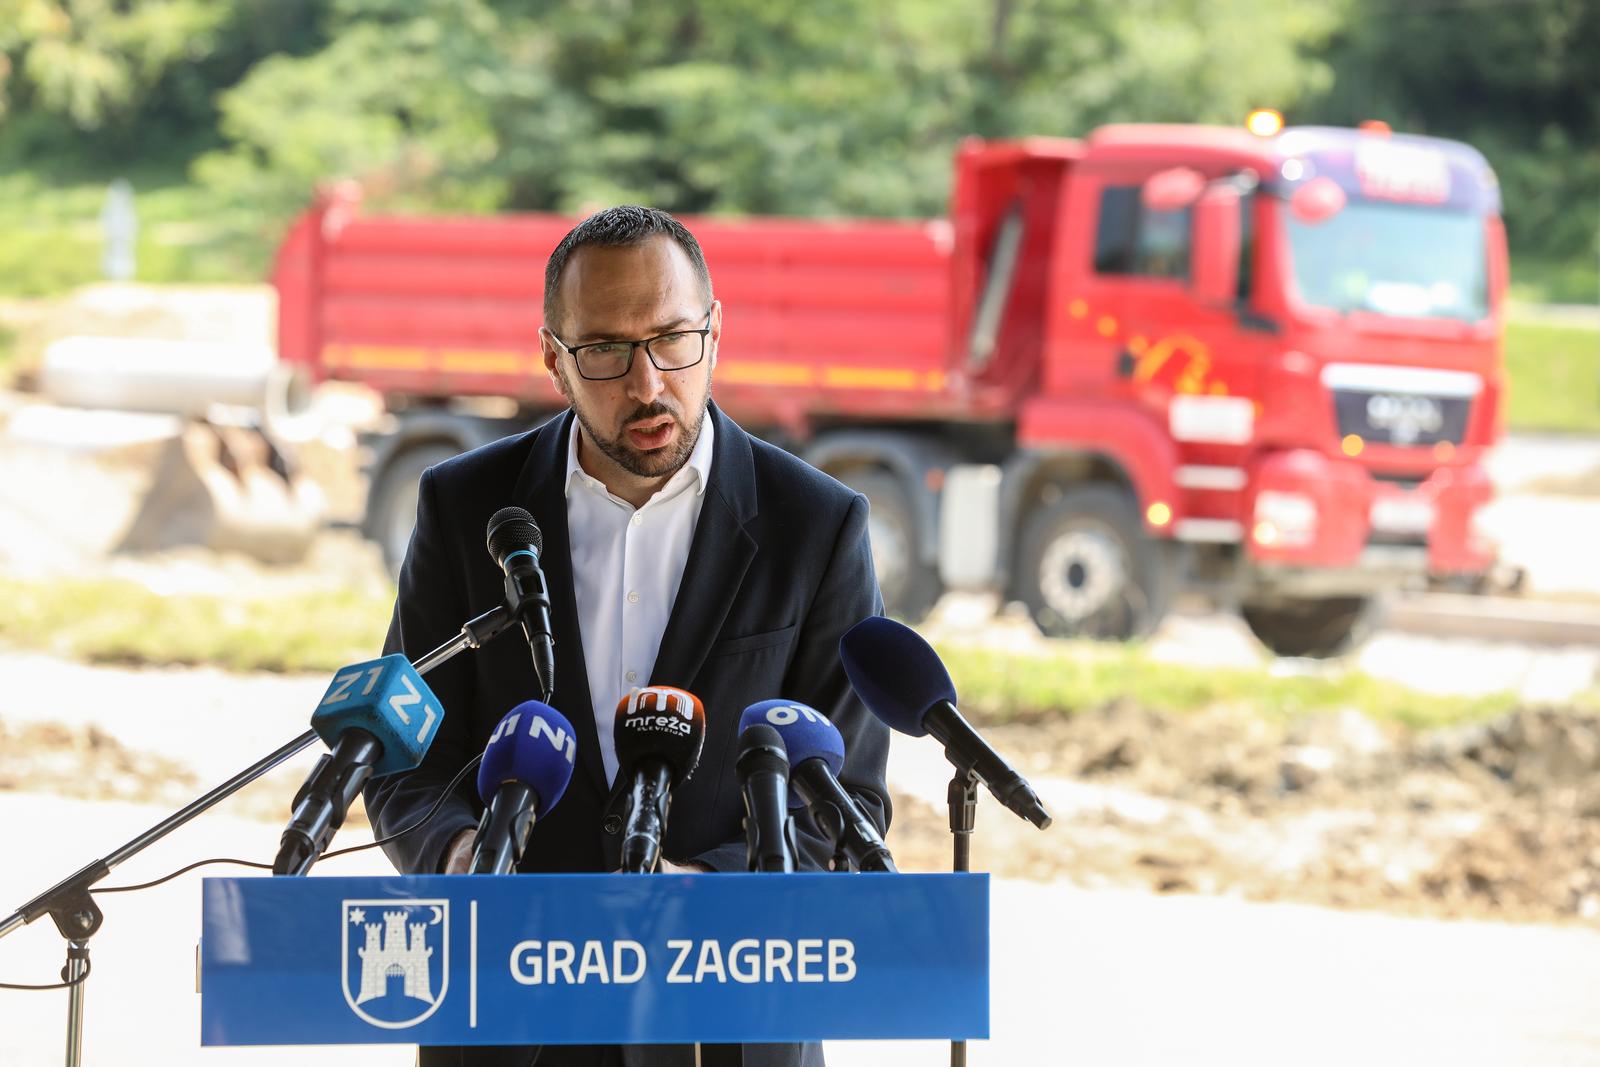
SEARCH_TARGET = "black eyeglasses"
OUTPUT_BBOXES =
[549,310,714,382]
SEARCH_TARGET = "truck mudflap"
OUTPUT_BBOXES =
[1243,448,1495,577]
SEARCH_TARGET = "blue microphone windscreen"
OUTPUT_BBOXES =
[740,700,844,810]
[476,701,578,816]
[310,654,444,777]
[838,616,956,738]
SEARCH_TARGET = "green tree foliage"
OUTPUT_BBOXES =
[191,0,1341,220]
[194,0,506,217]
[1305,0,1600,273]
[0,0,1592,288]
[0,0,321,162]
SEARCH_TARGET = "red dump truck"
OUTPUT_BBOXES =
[274,121,1507,657]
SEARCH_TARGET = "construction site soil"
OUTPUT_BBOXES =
[6,692,1600,926]
[889,702,1600,925]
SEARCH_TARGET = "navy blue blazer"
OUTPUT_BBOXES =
[365,400,891,880]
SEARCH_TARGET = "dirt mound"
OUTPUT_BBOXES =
[0,719,199,806]
[0,715,375,831]
[891,704,1600,924]
[7,688,1598,923]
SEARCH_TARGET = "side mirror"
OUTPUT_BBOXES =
[1142,167,1206,212]
[1289,177,1346,225]
[1191,185,1241,305]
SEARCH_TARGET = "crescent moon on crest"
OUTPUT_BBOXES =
[428,905,444,924]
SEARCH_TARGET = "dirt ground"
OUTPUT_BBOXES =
[887,701,1600,926]
[6,685,1600,926]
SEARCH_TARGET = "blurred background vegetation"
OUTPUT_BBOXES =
[0,0,1594,303]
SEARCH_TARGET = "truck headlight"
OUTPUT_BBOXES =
[1254,491,1317,547]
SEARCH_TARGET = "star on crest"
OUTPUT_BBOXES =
[349,907,367,925]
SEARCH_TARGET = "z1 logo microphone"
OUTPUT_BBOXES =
[276,655,445,876]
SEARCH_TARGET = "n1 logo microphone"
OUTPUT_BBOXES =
[487,507,556,704]
[274,655,444,876]
[736,723,797,872]
[739,700,896,873]
[840,616,1051,829]
[613,687,706,874]
[469,701,578,875]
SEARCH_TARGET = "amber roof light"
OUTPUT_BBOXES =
[1246,108,1284,137]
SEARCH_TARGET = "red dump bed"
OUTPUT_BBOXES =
[275,195,960,425]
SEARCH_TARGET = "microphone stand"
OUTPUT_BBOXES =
[948,769,980,1067]
[0,600,520,1067]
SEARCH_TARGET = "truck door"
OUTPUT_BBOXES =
[1073,164,1271,538]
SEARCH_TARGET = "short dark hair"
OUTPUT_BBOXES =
[542,205,713,329]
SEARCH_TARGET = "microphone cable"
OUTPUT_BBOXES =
[111,753,484,892]
[1,755,484,993]
[0,960,92,992]
[323,751,483,862]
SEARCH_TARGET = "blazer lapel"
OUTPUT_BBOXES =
[651,403,758,692]
[511,409,609,796]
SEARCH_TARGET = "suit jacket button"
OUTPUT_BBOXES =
[603,815,622,835]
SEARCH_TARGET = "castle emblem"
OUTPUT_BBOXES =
[341,899,449,1029]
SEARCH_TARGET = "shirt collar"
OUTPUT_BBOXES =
[563,409,715,504]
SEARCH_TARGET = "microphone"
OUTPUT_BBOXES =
[613,686,706,873]
[740,700,896,872]
[486,507,556,703]
[468,701,578,874]
[736,723,797,872]
[274,654,444,875]
[840,617,1052,829]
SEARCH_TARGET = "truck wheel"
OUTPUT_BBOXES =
[837,467,942,623]
[1240,596,1382,659]
[1017,486,1174,640]
[367,444,459,578]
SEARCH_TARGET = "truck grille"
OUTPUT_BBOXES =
[1332,390,1470,447]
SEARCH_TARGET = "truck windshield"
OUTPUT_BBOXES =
[1285,201,1488,322]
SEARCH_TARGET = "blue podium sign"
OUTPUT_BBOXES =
[200,873,987,1046]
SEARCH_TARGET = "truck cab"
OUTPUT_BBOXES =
[974,123,1504,653]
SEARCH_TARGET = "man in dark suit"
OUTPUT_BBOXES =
[365,206,891,1067]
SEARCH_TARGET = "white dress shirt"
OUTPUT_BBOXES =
[564,414,715,786]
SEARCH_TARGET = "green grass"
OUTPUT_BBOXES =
[0,576,392,674]
[0,574,1529,729]
[1504,319,1600,433]
[933,641,1524,731]
[1509,257,1600,306]
[0,168,276,298]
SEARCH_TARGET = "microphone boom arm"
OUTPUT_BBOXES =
[0,598,534,1067]
[3,600,519,939]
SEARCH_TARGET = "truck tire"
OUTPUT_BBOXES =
[1240,596,1382,659]
[367,443,459,578]
[1017,485,1175,640]
[836,467,942,624]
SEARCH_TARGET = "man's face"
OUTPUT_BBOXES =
[541,235,719,484]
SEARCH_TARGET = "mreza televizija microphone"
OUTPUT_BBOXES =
[508,936,858,986]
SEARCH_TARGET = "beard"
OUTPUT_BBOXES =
[561,364,710,480]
